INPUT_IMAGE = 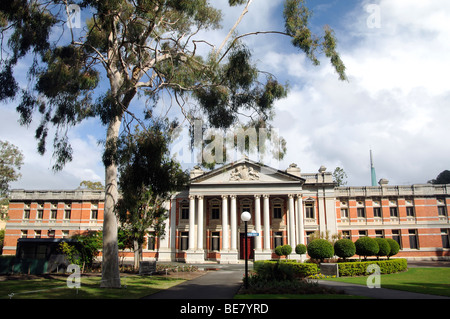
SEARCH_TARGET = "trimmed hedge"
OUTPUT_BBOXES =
[254,260,318,279]
[337,259,408,277]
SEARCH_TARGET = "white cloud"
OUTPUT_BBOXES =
[270,1,450,185]
[1,1,449,189]
[1,104,104,190]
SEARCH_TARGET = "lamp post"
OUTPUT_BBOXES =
[241,211,251,289]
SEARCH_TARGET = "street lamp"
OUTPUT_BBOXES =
[241,211,251,289]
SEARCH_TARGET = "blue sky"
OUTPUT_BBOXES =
[1,0,450,189]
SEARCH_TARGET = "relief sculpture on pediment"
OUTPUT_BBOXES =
[229,165,260,181]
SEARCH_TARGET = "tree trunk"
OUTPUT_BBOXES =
[100,116,122,288]
[133,239,140,270]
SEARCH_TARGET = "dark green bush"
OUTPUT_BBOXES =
[334,239,356,260]
[307,239,334,262]
[274,245,284,257]
[386,238,400,259]
[254,260,318,279]
[274,244,292,259]
[355,237,379,259]
[295,243,307,255]
[338,259,407,276]
[375,238,391,259]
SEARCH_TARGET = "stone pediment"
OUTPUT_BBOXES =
[190,158,304,185]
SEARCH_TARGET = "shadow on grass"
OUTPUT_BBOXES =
[1,274,186,299]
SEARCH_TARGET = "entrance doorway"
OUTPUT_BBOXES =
[239,233,254,260]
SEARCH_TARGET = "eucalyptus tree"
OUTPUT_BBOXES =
[0,0,346,287]
[116,120,189,270]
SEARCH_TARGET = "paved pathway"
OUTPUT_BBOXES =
[142,268,244,299]
[142,261,450,300]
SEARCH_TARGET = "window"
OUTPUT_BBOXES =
[211,206,220,219]
[305,231,314,245]
[64,203,71,220]
[409,229,419,249]
[438,206,447,217]
[35,230,41,238]
[392,230,402,248]
[273,203,282,219]
[340,208,348,218]
[441,229,450,249]
[23,209,30,220]
[273,231,283,248]
[48,230,55,238]
[358,230,367,238]
[373,207,382,218]
[62,231,69,238]
[375,230,384,238]
[406,207,415,217]
[211,232,220,251]
[50,209,57,220]
[91,209,98,220]
[390,207,398,217]
[180,232,189,251]
[181,202,189,220]
[341,230,351,239]
[305,203,314,219]
[37,206,44,219]
[21,230,27,238]
[357,208,366,218]
[147,232,156,250]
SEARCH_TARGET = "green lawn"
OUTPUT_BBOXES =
[323,267,450,297]
[0,274,187,299]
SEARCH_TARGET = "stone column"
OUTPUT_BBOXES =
[288,194,296,248]
[188,195,196,250]
[254,195,262,250]
[221,195,229,250]
[197,196,204,250]
[263,195,270,251]
[230,195,237,251]
[297,194,305,245]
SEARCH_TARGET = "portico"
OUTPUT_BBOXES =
[177,157,307,263]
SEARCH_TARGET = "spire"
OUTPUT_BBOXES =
[370,149,377,186]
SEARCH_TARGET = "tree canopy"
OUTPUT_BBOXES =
[429,170,450,185]
[0,0,347,287]
[0,140,24,198]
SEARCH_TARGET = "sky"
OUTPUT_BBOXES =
[1,0,450,190]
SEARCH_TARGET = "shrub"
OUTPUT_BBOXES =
[338,259,407,276]
[295,243,307,255]
[254,260,318,279]
[307,239,334,262]
[274,244,292,259]
[386,238,400,259]
[281,244,292,257]
[334,239,356,260]
[355,237,379,259]
[375,238,391,259]
[274,245,284,257]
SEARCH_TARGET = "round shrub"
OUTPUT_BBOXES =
[281,244,292,257]
[334,239,356,260]
[386,238,400,259]
[274,245,284,257]
[295,243,307,255]
[307,239,334,262]
[375,238,391,259]
[355,237,379,259]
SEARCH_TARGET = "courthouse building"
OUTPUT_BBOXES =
[3,157,450,262]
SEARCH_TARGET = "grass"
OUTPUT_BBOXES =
[0,274,188,299]
[323,267,450,297]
